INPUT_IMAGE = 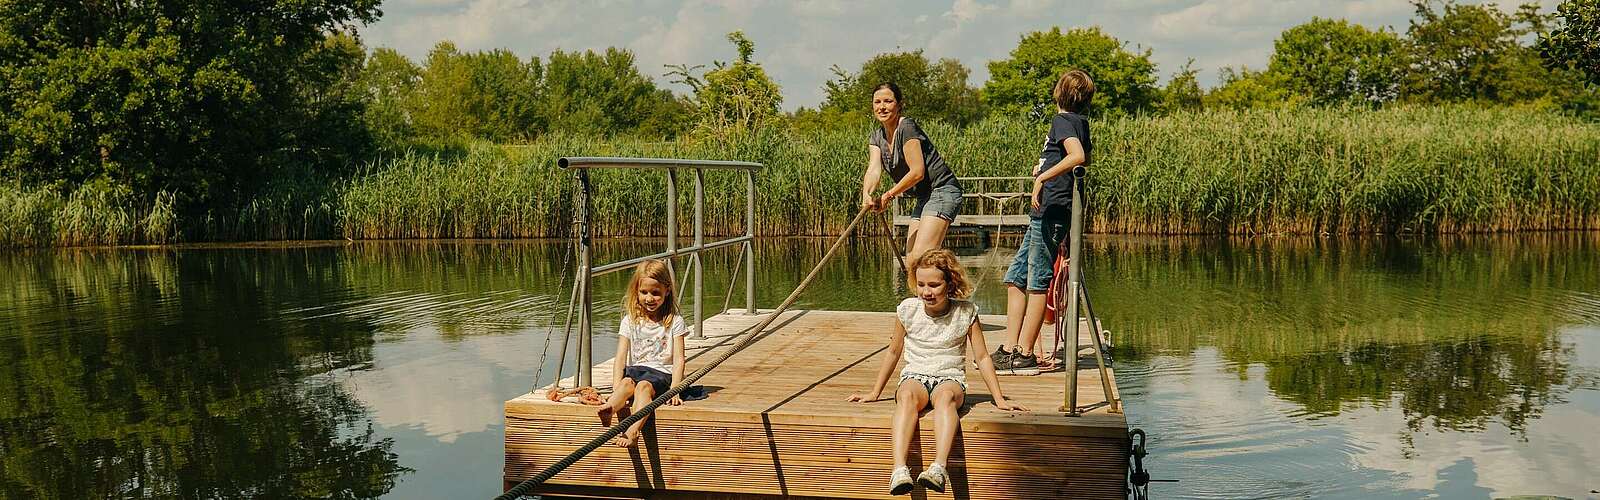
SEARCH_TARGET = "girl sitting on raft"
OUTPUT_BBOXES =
[597,259,689,448]
[848,249,1027,495]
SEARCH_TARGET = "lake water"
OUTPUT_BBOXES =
[2,235,1596,499]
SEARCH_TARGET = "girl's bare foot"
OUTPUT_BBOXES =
[612,433,639,448]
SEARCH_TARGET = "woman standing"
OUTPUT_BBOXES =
[860,82,963,269]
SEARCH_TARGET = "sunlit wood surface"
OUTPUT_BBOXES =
[505,309,1129,500]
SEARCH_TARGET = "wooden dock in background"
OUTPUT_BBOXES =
[503,309,1129,500]
[892,177,1033,235]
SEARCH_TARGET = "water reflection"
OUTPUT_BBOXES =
[1,235,1596,499]
[1096,234,1600,498]
[0,248,407,499]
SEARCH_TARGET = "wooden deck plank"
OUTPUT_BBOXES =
[506,309,1129,499]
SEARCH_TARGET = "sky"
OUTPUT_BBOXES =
[357,0,1550,110]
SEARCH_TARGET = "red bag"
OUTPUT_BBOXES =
[1042,235,1072,325]
[1041,235,1073,366]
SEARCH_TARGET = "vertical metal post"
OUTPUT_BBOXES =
[1080,280,1119,413]
[693,169,705,338]
[666,170,678,285]
[1062,171,1085,416]
[745,171,756,314]
[576,170,594,388]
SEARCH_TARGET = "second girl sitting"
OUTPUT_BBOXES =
[848,249,1027,495]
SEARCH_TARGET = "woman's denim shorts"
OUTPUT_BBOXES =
[910,184,964,221]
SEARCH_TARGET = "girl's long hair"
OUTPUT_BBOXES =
[909,249,972,299]
[624,259,676,327]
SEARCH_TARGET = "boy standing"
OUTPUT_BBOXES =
[992,69,1094,375]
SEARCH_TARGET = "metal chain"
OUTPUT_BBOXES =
[531,185,580,393]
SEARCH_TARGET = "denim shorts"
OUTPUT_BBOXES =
[1003,216,1069,292]
[910,184,963,221]
[621,365,709,400]
[898,372,967,396]
[622,365,672,391]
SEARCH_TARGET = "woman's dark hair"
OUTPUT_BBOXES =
[872,82,904,109]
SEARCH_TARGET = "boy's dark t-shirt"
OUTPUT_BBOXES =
[1034,112,1091,219]
[869,117,960,199]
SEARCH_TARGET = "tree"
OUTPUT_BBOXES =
[983,27,1159,118]
[1402,0,1553,103]
[1268,18,1404,105]
[1540,0,1600,86]
[635,93,695,139]
[1157,60,1204,113]
[822,50,983,125]
[410,42,541,142]
[538,48,688,138]
[692,31,782,132]
[1203,66,1305,110]
[360,48,422,149]
[0,1,382,209]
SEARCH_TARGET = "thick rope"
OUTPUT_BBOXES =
[497,207,872,500]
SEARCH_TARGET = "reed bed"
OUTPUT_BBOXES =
[0,180,177,247]
[4,105,1599,247]
[339,104,1600,238]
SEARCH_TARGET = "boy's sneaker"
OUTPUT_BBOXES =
[989,346,1011,370]
[889,466,914,495]
[917,463,948,493]
[1008,352,1041,376]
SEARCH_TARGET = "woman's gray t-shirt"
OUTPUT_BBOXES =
[869,117,960,199]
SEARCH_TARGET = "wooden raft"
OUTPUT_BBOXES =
[504,309,1128,500]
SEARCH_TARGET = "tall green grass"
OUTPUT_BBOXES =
[0,180,177,247]
[1092,105,1600,233]
[0,176,333,248]
[339,104,1600,238]
[4,104,1599,247]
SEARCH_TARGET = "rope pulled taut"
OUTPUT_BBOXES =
[496,207,874,500]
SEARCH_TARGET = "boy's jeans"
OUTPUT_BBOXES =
[1002,216,1068,292]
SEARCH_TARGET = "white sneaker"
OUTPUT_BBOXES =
[889,466,914,495]
[917,462,948,493]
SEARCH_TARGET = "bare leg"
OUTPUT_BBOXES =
[1002,284,1028,350]
[1017,292,1048,355]
[906,216,952,269]
[891,382,930,469]
[598,378,635,427]
[902,222,920,271]
[616,381,655,447]
[929,382,965,466]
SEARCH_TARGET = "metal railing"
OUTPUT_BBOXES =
[558,157,762,387]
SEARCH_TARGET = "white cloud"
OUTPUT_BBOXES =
[946,0,998,23]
